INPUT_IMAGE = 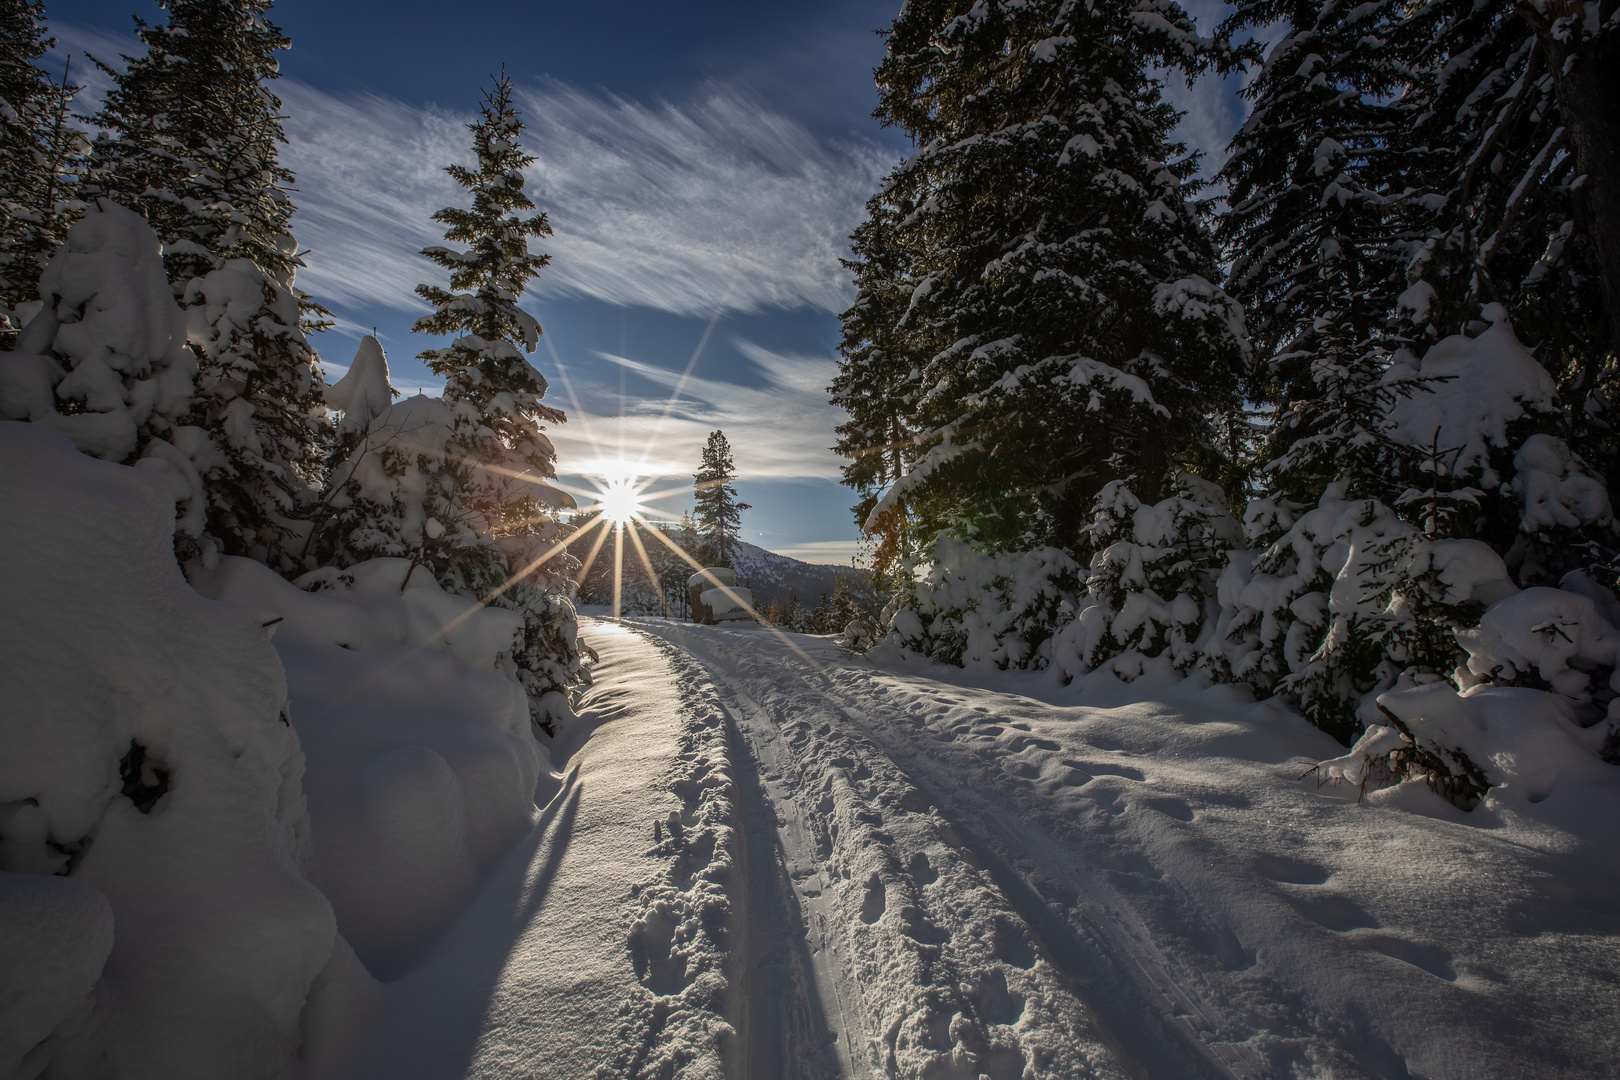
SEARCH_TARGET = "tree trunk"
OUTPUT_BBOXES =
[1523,1,1620,358]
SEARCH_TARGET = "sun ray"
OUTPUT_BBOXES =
[639,518,831,677]
[623,518,668,617]
[575,513,614,589]
[541,332,610,465]
[611,522,625,618]
[630,306,723,475]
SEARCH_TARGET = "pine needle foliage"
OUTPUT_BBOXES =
[836,0,1252,561]
[0,0,85,342]
[87,0,330,571]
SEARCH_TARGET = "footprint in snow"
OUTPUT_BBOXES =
[860,872,887,924]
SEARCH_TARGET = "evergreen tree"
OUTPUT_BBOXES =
[323,73,583,726]
[692,430,749,566]
[86,0,329,570]
[0,1,85,344]
[837,0,1250,560]
[1216,0,1437,506]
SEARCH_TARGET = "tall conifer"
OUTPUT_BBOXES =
[88,0,328,570]
[837,0,1250,558]
[0,1,85,342]
[692,430,749,567]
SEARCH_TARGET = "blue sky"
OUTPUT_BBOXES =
[49,0,1247,564]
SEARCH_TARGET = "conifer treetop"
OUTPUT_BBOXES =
[89,0,300,287]
[413,71,562,460]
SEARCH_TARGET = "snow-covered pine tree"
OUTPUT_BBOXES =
[831,189,924,568]
[844,0,1250,666]
[852,0,1250,552]
[0,1,86,345]
[692,430,749,567]
[1217,0,1438,507]
[324,73,584,728]
[87,0,329,570]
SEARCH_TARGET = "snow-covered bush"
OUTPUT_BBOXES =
[319,391,585,726]
[1200,484,1514,742]
[1053,472,1240,680]
[1314,680,1615,811]
[887,537,1083,669]
[1385,305,1616,581]
[189,554,551,978]
[0,200,206,534]
[0,422,371,1079]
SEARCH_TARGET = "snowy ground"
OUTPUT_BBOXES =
[337,616,1619,1080]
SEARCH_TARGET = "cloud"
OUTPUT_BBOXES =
[47,21,892,320]
[545,338,847,484]
[279,78,890,320]
[771,540,861,565]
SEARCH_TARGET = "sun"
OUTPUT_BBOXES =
[592,475,645,525]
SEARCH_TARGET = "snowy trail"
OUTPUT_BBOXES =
[635,620,1201,1080]
[346,621,738,1079]
[339,617,1619,1080]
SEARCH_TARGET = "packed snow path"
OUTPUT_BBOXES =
[344,618,1619,1080]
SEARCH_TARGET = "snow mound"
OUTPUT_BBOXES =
[0,422,339,1079]
[189,554,547,980]
[0,200,206,534]
[1384,305,1556,486]
[325,335,396,436]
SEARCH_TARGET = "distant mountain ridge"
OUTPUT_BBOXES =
[727,539,861,609]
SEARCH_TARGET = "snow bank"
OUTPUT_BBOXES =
[189,554,548,980]
[0,422,339,1079]
[0,200,207,534]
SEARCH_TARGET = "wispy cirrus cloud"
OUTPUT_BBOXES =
[49,21,892,321]
[279,78,890,320]
[549,337,846,484]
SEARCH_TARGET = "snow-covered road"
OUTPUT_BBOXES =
[343,617,1620,1080]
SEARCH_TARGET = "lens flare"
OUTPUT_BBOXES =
[593,475,644,525]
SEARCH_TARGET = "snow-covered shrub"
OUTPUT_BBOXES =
[0,422,367,1079]
[887,537,1083,669]
[1054,472,1240,680]
[1201,484,1511,742]
[1314,680,1615,811]
[1453,586,1620,722]
[189,554,550,978]
[0,200,206,534]
[1385,305,1616,582]
[318,392,586,726]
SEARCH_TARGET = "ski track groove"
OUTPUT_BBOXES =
[633,620,1156,1080]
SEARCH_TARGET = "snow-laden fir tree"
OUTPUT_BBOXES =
[1391,0,1620,582]
[692,430,749,567]
[1215,0,1443,508]
[0,1,86,344]
[87,0,329,570]
[322,74,586,728]
[841,0,1251,667]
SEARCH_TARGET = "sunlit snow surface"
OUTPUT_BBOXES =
[343,618,1617,1079]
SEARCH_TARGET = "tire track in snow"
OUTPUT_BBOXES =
[634,619,1134,1080]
